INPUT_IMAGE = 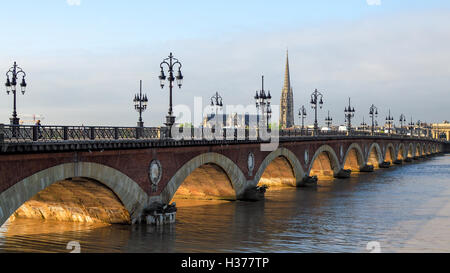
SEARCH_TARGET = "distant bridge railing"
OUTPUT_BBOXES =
[0,124,444,144]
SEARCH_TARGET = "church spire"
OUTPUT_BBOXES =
[280,50,295,129]
[283,49,291,92]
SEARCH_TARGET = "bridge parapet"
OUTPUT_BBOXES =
[0,124,445,154]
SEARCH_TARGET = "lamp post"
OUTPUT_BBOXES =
[159,52,183,138]
[310,89,324,135]
[325,110,333,128]
[254,75,272,129]
[386,109,394,135]
[360,117,368,132]
[344,97,355,135]
[416,120,422,137]
[133,80,148,128]
[298,105,307,135]
[4,61,27,125]
[369,104,378,136]
[408,117,415,137]
[399,114,406,135]
[210,91,223,129]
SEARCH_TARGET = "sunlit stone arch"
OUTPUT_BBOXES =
[342,143,365,171]
[161,153,246,203]
[397,143,406,160]
[366,142,383,167]
[307,145,341,176]
[384,143,396,163]
[253,147,305,187]
[0,162,149,227]
[415,143,422,156]
[407,143,414,158]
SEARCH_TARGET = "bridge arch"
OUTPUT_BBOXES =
[415,143,422,157]
[308,145,341,179]
[407,143,414,158]
[254,147,305,188]
[366,143,383,168]
[0,162,149,227]
[160,153,246,203]
[384,143,396,163]
[342,143,365,172]
[397,143,406,160]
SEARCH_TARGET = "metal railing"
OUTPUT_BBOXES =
[0,124,162,143]
[0,124,445,144]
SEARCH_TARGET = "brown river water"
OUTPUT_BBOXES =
[1,154,450,253]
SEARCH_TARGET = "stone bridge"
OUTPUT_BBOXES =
[0,127,447,226]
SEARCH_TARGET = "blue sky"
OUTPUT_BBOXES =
[1,0,450,126]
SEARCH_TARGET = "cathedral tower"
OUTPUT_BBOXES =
[280,51,294,128]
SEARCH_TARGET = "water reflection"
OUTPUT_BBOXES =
[1,155,449,253]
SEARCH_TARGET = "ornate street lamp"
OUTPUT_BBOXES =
[210,91,223,129]
[325,110,333,128]
[344,97,355,134]
[386,109,394,135]
[254,75,271,129]
[360,117,368,132]
[159,52,183,138]
[133,80,148,128]
[399,114,406,135]
[408,116,415,136]
[5,61,27,125]
[369,104,378,136]
[416,120,422,137]
[310,89,324,135]
[298,105,307,134]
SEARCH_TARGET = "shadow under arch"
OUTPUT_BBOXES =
[160,153,247,203]
[407,143,414,158]
[415,143,422,156]
[308,145,341,179]
[253,147,305,188]
[366,143,383,168]
[384,143,396,163]
[0,162,149,227]
[397,143,406,160]
[342,143,365,172]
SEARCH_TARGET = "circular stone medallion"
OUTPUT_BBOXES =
[149,159,162,185]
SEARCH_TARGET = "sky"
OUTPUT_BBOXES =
[0,0,450,127]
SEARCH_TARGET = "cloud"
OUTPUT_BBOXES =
[67,0,81,6]
[367,0,381,5]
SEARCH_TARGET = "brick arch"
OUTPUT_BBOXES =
[366,143,383,167]
[0,162,149,227]
[384,143,396,163]
[253,147,305,187]
[397,143,406,160]
[308,145,341,176]
[415,143,422,156]
[407,143,414,158]
[342,143,365,170]
[160,153,247,203]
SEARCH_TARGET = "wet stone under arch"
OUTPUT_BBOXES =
[9,178,130,225]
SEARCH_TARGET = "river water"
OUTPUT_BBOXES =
[1,154,449,253]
